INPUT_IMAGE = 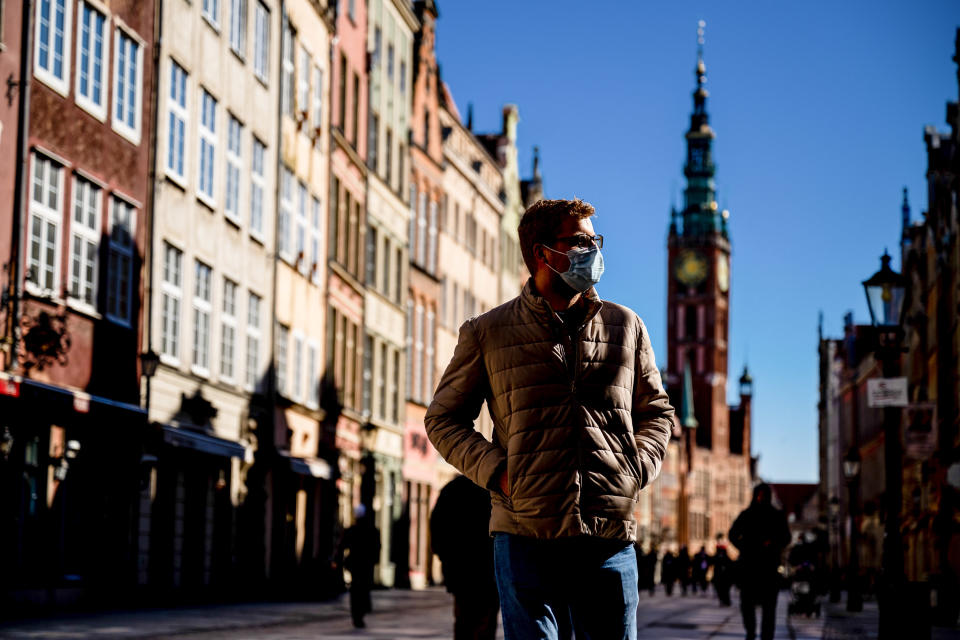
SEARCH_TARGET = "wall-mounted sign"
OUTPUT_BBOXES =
[866,377,908,408]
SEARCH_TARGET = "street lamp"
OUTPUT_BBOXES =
[140,349,160,417]
[862,251,907,640]
[843,447,863,612]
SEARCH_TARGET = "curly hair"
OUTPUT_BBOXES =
[517,198,596,273]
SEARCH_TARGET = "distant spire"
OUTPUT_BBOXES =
[466,102,473,131]
[901,186,911,240]
[532,146,541,181]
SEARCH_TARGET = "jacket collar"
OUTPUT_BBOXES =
[520,278,603,329]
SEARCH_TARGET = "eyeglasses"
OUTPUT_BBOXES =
[553,234,604,250]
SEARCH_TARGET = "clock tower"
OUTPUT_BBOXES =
[667,25,731,454]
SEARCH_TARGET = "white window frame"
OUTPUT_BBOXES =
[197,88,218,206]
[416,192,427,266]
[253,1,270,84]
[112,25,144,145]
[27,152,64,296]
[245,291,262,391]
[106,195,136,325]
[250,137,266,240]
[278,166,293,260]
[220,278,238,383]
[225,114,242,223]
[166,59,189,184]
[297,45,310,123]
[312,65,323,137]
[68,175,101,311]
[292,330,304,402]
[191,260,213,376]
[280,19,294,116]
[296,179,307,271]
[276,322,289,396]
[160,241,183,364]
[413,303,423,403]
[310,194,321,284]
[427,200,437,274]
[306,340,319,409]
[229,0,247,58]
[34,0,73,95]
[202,0,220,29]
[74,1,108,120]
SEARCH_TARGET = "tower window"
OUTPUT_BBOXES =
[685,304,697,341]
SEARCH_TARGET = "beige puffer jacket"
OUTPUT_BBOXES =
[424,280,675,542]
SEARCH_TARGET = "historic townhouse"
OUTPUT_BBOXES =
[269,0,336,592]
[403,0,442,588]
[146,0,279,592]
[435,97,504,452]
[471,104,526,302]
[326,0,369,541]
[363,0,416,587]
[0,0,156,604]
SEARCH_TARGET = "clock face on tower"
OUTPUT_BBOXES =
[676,250,708,287]
[717,256,729,293]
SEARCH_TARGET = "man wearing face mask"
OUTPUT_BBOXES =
[425,198,674,640]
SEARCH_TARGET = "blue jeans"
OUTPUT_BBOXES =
[493,533,638,640]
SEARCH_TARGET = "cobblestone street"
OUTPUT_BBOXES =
[1,586,921,640]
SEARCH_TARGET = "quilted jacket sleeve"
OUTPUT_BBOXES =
[424,319,506,491]
[632,318,675,489]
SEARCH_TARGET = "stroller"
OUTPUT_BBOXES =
[787,560,821,617]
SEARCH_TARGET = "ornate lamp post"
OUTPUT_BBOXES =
[139,349,160,417]
[843,447,863,612]
[862,251,907,639]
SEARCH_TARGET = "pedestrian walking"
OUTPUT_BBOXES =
[713,544,733,606]
[425,198,675,640]
[635,545,657,597]
[692,546,711,594]
[431,474,500,640]
[661,550,678,596]
[729,483,791,640]
[338,505,381,629]
[677,545,691,596]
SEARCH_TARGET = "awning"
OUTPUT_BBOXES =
[0,371,146,416]
[283,453,333,479]
[162,425,247,458]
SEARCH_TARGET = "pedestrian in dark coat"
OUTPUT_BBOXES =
[661,550,677,596]
[692,546,711,594]
[634,545,657,597]
[676,545,692,596]
[712,545,733,606]
[339,505,381,629]
[431,474,499,640]
[729,483,791,640]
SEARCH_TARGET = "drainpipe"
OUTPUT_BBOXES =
[5,0,34,374]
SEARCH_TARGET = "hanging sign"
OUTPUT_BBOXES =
[866,377,908,408]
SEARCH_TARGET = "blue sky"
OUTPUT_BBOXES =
[436,1,959,482]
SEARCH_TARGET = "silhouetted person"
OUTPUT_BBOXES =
[339,505,381,628]
[661,550,677,596]
[692,546,711,594]
[431,475,499,640]
[729,483,791,640]
[713,545,733,606]
[677,545,691,595]
[635,545,657,597]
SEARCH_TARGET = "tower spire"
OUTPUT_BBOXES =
[901,186,911,239]
[681,20,719,237]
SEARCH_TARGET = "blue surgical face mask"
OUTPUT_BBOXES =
[543,244,605,292]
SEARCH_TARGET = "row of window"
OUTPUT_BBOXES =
[366,224,405,305]
[327,306,364,414]
[444,198,497,270]
[166,60,271,240]
[36,0,144,143]
[362,334,402,425]
[408,185,438,275]
[439,277,487,330]
[279,167,323,279]
[329,176,364,281]
[27,152,136,325]
[159,242,263,390]
[201,0,272,81]
[406,299,435,406]
[281,18,324,133]
[275,322,320,408]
